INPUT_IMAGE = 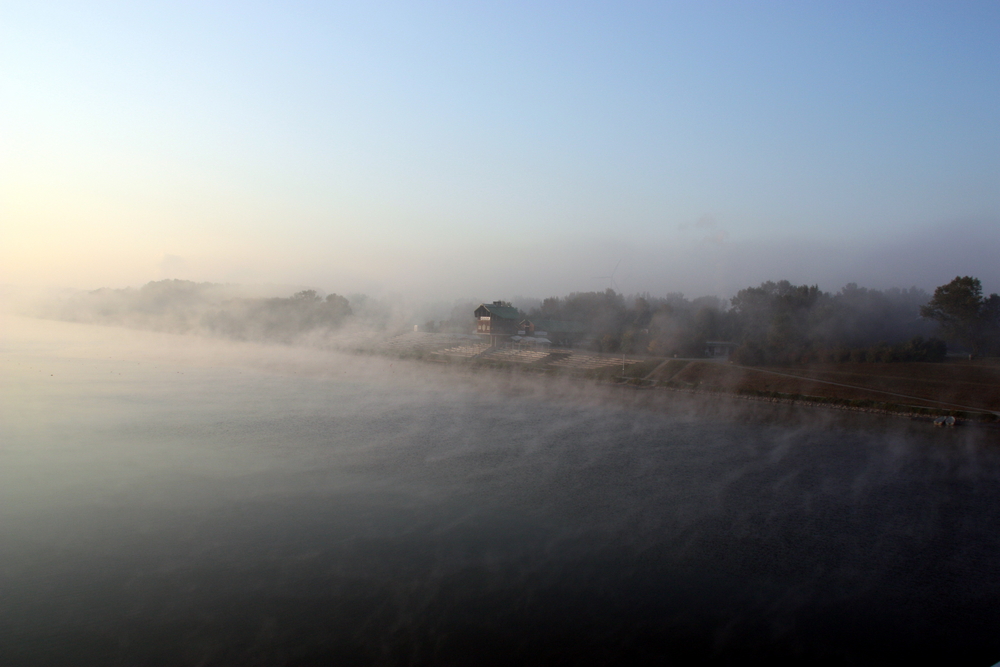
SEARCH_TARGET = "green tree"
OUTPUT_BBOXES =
[920,276,998,356]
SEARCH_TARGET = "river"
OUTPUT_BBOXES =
[2,316,999,665]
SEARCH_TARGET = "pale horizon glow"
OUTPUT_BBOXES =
[2,2,998,300]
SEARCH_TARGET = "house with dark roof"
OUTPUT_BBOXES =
[474,301,521,346]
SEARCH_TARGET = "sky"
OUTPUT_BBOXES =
[2,1,998,301]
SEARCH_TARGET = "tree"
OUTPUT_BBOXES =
[729,281,824,363]
[920,276,999,356]
[982,293,1000,355]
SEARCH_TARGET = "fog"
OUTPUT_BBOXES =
[4,1,1000,664]
[3,303,1000,664]
[6,217,1000,304]
[14,274,977,365]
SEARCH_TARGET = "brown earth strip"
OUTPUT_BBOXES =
[666,361,1000,415]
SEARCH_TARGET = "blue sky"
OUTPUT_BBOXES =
[2,1,998,299]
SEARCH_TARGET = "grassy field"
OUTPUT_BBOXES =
[648,359,1000,416]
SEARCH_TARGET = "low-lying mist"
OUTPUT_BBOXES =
[2,314,1000,665]
[14,275,992,365]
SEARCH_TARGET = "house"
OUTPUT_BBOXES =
[474,301,521,346]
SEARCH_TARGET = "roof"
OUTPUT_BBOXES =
[524,319,587,333]
[476,303,521,320]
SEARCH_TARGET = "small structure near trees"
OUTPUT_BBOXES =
[474,301,521,347]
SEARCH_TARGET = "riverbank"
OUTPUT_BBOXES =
[372,333,1000,424]
[654,385,1000,426]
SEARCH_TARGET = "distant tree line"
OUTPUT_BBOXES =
[42,280,353,344]
[519,276,999,364]
[38,276,999,363]
[726,281,944,364]
[524,289,727,356]
[202,289,352,343]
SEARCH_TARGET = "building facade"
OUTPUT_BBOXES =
[474,301,521,346]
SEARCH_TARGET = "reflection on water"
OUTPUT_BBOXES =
[2,316,1000,665]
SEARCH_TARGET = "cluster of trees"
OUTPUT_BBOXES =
[44,280,353,344]
[39,275,998,363]
[524,290,727,356]
[519,276,999,364]
[920,276,1000,357]
[726,281,939,364]
[202,290,352,343]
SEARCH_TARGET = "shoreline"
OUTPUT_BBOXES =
[376,341,1000,426]
[8,313,998,427]
[647,384,1000,427]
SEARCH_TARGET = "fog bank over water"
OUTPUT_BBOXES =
[286,217,1000,301]
[3,315,1000,664]
[5,217,999,302]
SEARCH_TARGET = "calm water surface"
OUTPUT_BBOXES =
[2,317,1000,666]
